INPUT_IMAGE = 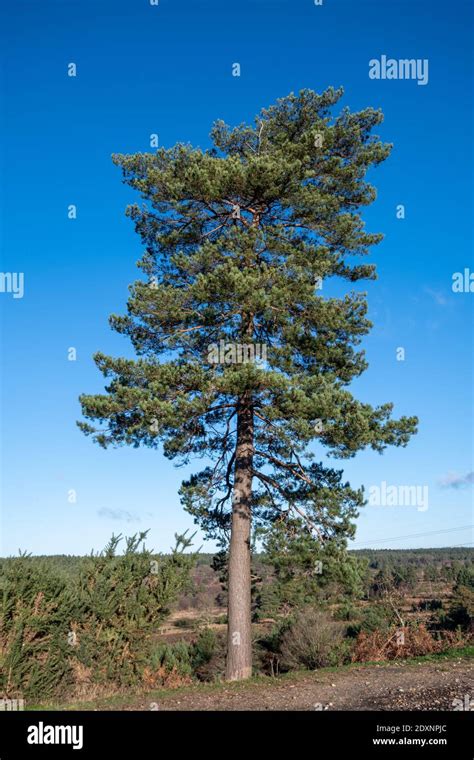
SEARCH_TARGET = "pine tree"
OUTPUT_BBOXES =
[78,88,418,681]
[260,515,368,616]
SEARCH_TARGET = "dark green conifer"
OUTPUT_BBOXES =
[79,88,417,680]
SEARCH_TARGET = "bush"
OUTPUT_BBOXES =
[173,617,196,629]
[190,628,215,670]
[277,608,348,671]
[334,601,358,621]
[144,641,194,688]
[0,557,79,700]
[74,532,196,691]
[346,603,396,638]
[0,532,196,701]
[144,628,224,685]
[413,599,443,612]
[190,628,224,681]
[446,585,474,631]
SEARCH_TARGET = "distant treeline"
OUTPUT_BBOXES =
[350,547,474,567]
[1,547,472,578]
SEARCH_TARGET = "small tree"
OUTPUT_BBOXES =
[79,88,417,681]
[259,516,368,617]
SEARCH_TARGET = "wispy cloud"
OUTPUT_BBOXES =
[97,508,141,523]
[438,471,474,490]
[424,287,447,306]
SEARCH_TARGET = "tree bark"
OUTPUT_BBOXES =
[225,395,254,681]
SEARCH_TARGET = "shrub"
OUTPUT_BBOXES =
[173,617,196,629]
[334,601,358,621]
[0,532,196,701]
[0,557,78,700]
[74,532,196,691]
[446,585,474,630]
[277,608,347,671]
[144,641,194,687]
[190,628,215,669]
[346,603,396,638]
[413,599,443,612]
[190,627,224,681]
[144,628,224,685]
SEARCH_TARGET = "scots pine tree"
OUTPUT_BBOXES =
[79,88,417,681]
[259,515,368,617]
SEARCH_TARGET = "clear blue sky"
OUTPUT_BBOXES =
[1,0,472,556]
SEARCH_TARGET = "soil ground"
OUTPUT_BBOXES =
[46,652,473,712]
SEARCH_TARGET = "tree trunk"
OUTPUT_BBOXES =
[225,397,254,681]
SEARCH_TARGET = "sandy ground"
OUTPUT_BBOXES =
[101,656,473,712]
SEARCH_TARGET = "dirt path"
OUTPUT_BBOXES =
[108,656,473,712]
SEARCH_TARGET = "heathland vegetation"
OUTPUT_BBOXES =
[1,542,472,705]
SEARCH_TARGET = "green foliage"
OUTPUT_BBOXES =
[75,531,196,687]
[414,599,443,613]
[210,550,228,589]
[0,558,79,699]
[454,565,474,589]
[256,517,368,617]
[446,584,474,630]
[346,603,397,638]
[190,628,223,681]
[0,533,196,701]
[369,564,417,598]
[148,628,223,683]
[78,87,417,550]
[149,641,194,680]
[333,600,359,621]
[190,628,216,669]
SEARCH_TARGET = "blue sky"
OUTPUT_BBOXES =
[1,0,473,556]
